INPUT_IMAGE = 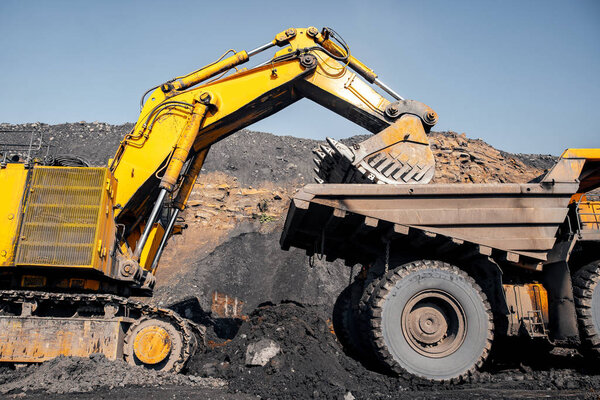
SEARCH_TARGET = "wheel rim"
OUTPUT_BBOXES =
[401,289,467,358]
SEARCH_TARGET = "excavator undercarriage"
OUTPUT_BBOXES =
[0,290,201,371]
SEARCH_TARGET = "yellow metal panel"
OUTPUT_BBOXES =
[96,171,118,276]
[15,167,107,268]
[560,148,600,161]
[576,195,600,233]
[0,316,125,362]
[0,164,28,266]
[139,223,165,271]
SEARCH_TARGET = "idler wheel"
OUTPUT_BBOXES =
[124,318,184,371]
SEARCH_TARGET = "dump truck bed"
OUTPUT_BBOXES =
[280,182,580,268]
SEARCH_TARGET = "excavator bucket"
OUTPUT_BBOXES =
[314,113,436,185]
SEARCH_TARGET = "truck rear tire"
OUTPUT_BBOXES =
[368,260,493,382]
[332,281,364,356]
[573,259,600,359]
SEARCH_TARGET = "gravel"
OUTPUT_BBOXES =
[0,354,225,396]
[186,302,600,400]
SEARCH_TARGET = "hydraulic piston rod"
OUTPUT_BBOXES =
[150,208,179,271]
[374,78,404,101]
[133,188,167,261]
[248,41,276,57]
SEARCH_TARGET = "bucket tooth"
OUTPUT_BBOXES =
[326,137,355,162]
[413,164,431,182]
[402,164,420,182]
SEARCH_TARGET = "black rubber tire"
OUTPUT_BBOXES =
[573,259,600,359]
[333,280,376,359]
[332,282,360,353]
[357,272,393,366]
[368,260,493,382]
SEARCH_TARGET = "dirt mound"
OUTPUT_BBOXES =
[0,123,545,187]
[155,230,351,313]
[187,302,600,399]
[428,131,544,183]
[0,354,224,395]
[187,302,401,399]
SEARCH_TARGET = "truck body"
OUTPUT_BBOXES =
[281,148,600,381]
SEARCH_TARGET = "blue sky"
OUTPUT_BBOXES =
[0,0,598,154]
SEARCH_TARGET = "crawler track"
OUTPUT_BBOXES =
[0,290,203,372]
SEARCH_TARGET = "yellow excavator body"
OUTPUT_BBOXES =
[0,27,438,370]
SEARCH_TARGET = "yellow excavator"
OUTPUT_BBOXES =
[0,27,439,372]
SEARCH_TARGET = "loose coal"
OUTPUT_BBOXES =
[187,302,404,400]
[186,302,600,400]
[155,230,352,314]
[0,354,224,396]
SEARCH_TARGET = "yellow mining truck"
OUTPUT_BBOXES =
[0,27,438,372]
[281,148,600,381]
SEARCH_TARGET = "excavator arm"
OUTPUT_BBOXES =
[108,26,438,279]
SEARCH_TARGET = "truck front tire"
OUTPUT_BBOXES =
[368,260,493,382]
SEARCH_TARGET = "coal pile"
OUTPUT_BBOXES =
[187,302,403,400]
[155,230,351,313]
[0,122,545,187]
[0,123,319,185]
[185,302,600,400]
[0,354,224,396]
[0,122,130,166]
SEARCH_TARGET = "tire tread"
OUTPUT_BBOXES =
[573,260,600,357]
[367,260,494,383]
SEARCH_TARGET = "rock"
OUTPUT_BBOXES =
[344,391,355,400]
[245,339,281,367]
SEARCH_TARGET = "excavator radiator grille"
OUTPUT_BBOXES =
[15,167,106,267]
